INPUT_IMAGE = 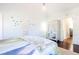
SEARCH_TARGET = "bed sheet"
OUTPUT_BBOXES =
[20,36,59,55]
[0,36,59,55]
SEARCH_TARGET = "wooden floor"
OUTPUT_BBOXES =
[58,36,73,50]
[58,47,78,55]
[63,37,72,50]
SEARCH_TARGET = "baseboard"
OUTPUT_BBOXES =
[73,44,79,53]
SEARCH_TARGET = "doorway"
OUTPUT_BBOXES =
[62,17,73,50]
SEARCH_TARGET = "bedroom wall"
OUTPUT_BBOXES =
[0,4,65,40]
[0,13,2,40]
[2,12,28,39]
[1,10,49,39]
[67,7,79,45]
[60,19,65,41]
[2,11,61,40]
[73,16,79,45]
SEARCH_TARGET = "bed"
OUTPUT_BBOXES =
[0,36,59,55]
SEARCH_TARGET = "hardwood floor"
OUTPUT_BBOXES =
[63,37,72,50]
[58,47,78,55]
[58,37,72,50]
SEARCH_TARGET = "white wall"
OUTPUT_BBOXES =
[67,7,79,45]
[60,19,65,41]
[2,11,50,39]
[0,13,2,40]
[0,4,65,40]
[2,11,62,40]
[3,12,28,39]
[73,16,79,45]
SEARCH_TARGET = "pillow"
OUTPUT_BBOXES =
[0,37,29,54]
[0,36,30,47]
[0,37,24,44]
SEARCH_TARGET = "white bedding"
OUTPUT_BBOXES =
[0,36,59,55]
[0,38,29,54]
[20,36,59,55]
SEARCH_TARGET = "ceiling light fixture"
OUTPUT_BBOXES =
[42,3,46,12]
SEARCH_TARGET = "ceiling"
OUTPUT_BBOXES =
[0,3,79,12]
[0,3,79,20]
